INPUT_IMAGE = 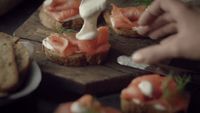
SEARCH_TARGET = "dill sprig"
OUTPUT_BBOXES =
[162,74,190,98]
[162,76,173,98]
[57,27,76,34]
[174,75,191,92]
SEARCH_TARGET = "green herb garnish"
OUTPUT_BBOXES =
[162,76,173,98]
[57,27,76,34]
[162,74,191,98]
[174,75,191,92]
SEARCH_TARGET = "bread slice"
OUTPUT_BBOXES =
[0,32,31,96]
[0,32,31,76]
[39,7,83,31]
[14,42,31,76]
[0,38,19,93]
[43,46,109,66]
[104,10,142,37]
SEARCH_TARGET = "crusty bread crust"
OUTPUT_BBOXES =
[104,10,142,37]
[39,7,83,31]
[43,45,109,66]
[0,33,30,76]
[0,39,19,93]
[14,41,31,93]
[39,7,62,30]
[0,32,31,96]
[14,42,31,76]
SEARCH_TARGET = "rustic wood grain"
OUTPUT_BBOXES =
[13,4,157,94]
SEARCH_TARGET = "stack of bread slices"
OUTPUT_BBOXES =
[0,32,30,96]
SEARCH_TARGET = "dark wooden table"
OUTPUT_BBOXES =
[1,1,200,113]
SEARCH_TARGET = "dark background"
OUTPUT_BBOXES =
[1,0,200,113]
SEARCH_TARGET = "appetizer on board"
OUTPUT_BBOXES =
[42,0,111,66]
[104,3,145,37]
[55,95,121,113]
[39,0,83,31]
[121,74,190,113]
[42,26,110,66]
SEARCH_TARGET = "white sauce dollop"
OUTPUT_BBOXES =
[71,102,87,113]
[42,37,54,50]
[76,0,107,40]
[110,17,115,28]
[154,104,166,111]
[43,0,53,6]
[132,99,141,105]
[138,80,153,98]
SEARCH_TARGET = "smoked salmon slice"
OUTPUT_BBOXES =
[52,9,79,22]
[48,33,78,57]
[66,26,110,56]
[77,26,110,55]
[48,0,80,11]
[47,26,110,57]
[44,0,81,22]
[121,74,190,113]
[110,4,145,29]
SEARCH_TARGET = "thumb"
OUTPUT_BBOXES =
[132,40,178,64]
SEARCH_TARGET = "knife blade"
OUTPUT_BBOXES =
[117,55,199,77]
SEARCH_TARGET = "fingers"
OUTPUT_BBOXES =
[134,26,150,35]
[138,0,163,25]
[148,23,177,39]
[138,0,189,26]
[132,36,179,64]
[160,35,177,44]
[136,13,174,36]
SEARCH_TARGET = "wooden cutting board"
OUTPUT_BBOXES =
[14,1,156,94]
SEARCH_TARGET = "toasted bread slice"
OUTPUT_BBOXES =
[39,7,83,31]
[14,42,31,76]
[13,41,31,94]
[0,33,31,96]
[0,32,31,76]
[0,38,19,93]
[104,10,141,37]
[43,46,109,66]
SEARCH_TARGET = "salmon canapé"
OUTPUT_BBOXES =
[110,4,145,30]
[47,26,110,57]
[55,95,121,113]
[121,74,190,113]
[43,0,81,22]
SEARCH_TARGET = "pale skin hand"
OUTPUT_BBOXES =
[132,0,200,64]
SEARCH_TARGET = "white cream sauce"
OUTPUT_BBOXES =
[43,0,53,6]
[42,37,54,50]
[138,80,153,98]
[71,102,87,113]
[110,17,115,28]
[76,0,107,40]
[154,104,166,111]
[132,98,141,105]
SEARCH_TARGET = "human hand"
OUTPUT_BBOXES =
[132,0,200,64]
